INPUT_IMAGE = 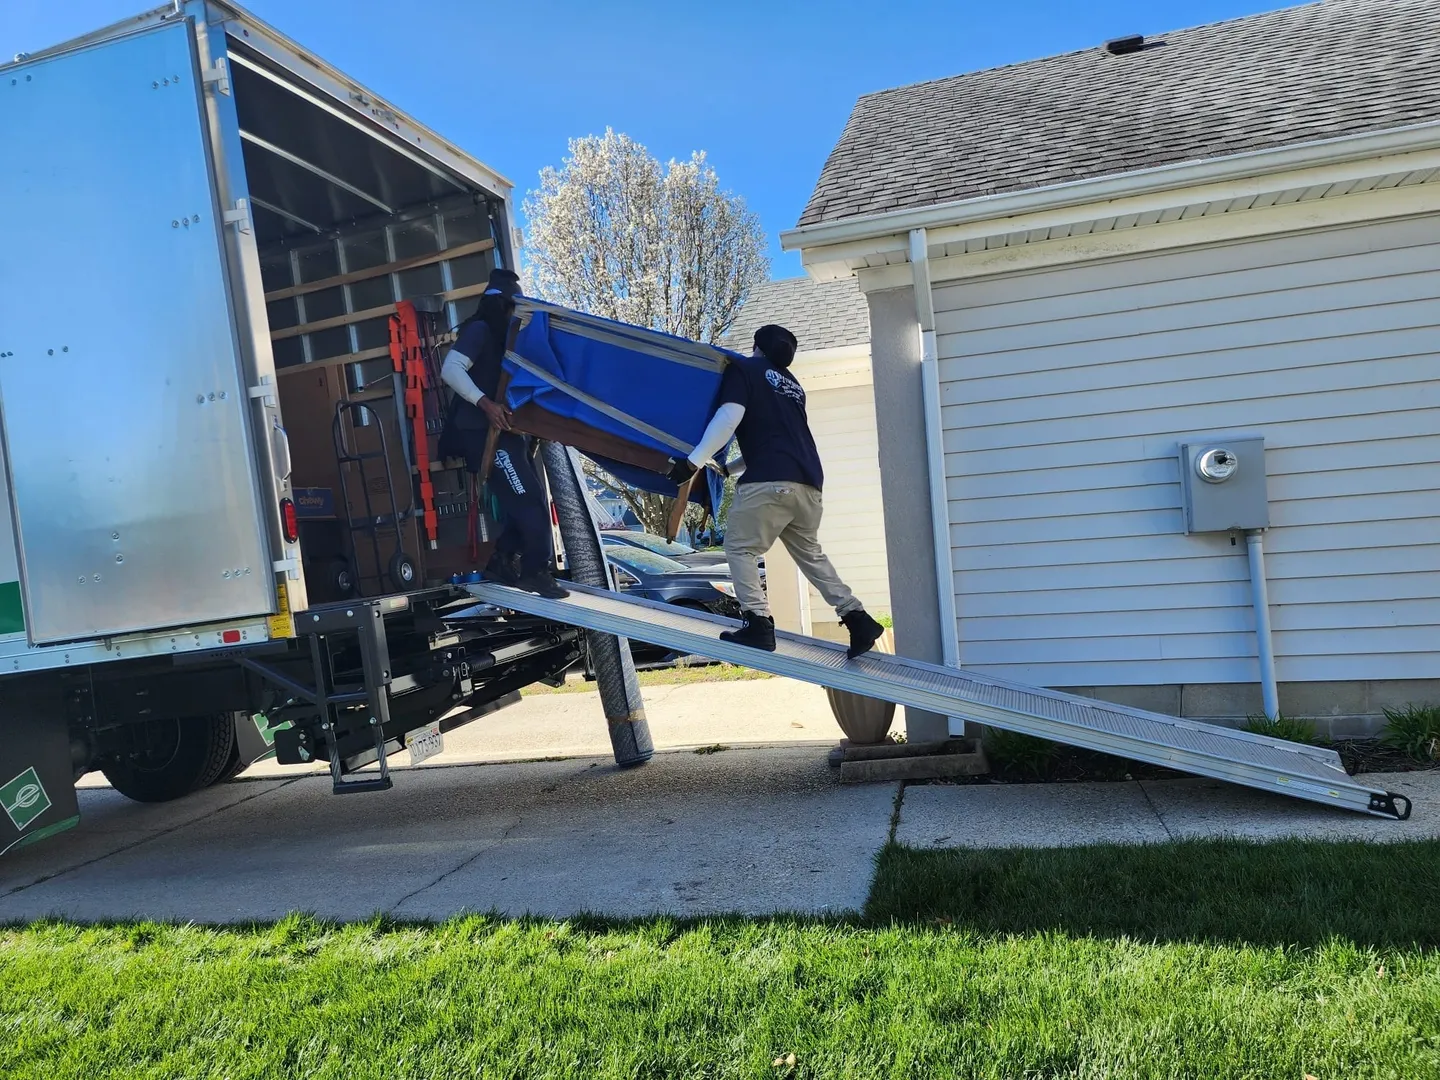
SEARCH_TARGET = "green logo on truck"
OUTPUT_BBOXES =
[1,767,51,832]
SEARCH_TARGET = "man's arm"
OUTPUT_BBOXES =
[440,348,485,405]
[667,365,748,484]
[687,402,744,468]
[441,326,511,430]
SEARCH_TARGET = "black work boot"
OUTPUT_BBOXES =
[840,609,886,659]
[720,611,776,652]
[483,551,521,587]
[516,571,570,600]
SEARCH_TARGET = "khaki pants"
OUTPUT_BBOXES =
[724,482,861,619]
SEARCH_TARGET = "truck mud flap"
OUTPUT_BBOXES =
[0,684,81,855]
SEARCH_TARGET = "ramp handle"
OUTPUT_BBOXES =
[1369,791,1412,820]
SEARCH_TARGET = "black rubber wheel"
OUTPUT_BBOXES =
[331,558,358,599]
[101,714,237,803]
[389,551,418,592]
[214,735,246,784]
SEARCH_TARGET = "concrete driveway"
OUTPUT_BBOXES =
[2,746,896,922]
[4,672,1436,924]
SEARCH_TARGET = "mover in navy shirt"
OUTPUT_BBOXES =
[437,268,567,599]
[670,324,885,658]
[714,356,825,490]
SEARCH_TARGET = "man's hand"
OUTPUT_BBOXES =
[479,397,513,431]
[667,458,697,486]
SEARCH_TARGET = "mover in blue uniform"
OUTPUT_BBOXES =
[438,269,568,599]
[670,324,886,656]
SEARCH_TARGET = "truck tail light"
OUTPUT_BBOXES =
[280,498,299,543]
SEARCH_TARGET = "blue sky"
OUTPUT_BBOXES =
[3,0,1298,278]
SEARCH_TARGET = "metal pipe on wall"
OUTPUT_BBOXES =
[1246,529,1281,720]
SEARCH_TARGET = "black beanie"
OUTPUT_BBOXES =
[484,268,522,302]
[753,324,798,368]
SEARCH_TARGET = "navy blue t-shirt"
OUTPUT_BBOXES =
[717,357,824,490]
[451,318,504,400]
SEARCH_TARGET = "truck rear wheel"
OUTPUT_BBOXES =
[101,714,237,803]
[214,738,246,784]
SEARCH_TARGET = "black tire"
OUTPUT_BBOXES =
[331,558,358,599]
[389,551,417,592]
[214,737,246,784]
[101,714,237,803]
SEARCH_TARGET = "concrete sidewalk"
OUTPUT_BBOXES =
[8,674,1437,924]
[896,770,1440,848]
[6,753,1436,923]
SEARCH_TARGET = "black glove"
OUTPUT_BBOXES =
[667,458,697,486]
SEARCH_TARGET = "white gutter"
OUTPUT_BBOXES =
[910,229,963,686]
[781,120,1440,253]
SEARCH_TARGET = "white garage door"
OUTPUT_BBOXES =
[936,214,1440,687]
[806,382,891,628]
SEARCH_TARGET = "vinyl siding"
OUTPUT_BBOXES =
[936,214,1440,686]
[805,383,891,623]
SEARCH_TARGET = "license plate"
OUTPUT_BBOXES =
[406,722,444,766]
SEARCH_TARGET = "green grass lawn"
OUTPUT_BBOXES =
[4,837,1440,1078]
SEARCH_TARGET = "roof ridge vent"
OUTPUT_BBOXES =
[1104,34,1146,55]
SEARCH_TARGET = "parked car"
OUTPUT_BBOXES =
[601,530,726,567]
[601,529,766,574]
[601,539,740,668]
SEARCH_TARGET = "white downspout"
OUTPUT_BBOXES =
[1245,529,1281,720]
[910,229,964,685]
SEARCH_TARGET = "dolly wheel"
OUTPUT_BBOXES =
[331,559,357,598]
[389,551,418,591]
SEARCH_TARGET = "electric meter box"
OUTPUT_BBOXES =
[1178,436,1269,534]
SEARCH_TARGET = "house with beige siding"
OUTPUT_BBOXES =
[723,277,890,641]
[781,0,1440,739]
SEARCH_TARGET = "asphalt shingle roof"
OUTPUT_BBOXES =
[799,0,1440,227]
[723,278,870,353]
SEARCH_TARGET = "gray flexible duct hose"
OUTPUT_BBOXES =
[539,441,653,766]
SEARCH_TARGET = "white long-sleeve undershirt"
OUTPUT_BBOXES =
[687,402,745,468]
[440,346,486,406]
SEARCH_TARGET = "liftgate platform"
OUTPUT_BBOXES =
[468,580,1413,820]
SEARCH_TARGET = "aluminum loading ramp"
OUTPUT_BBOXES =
[467,581,1412,819]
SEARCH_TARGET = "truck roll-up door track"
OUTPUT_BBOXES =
[466,580,1413,820]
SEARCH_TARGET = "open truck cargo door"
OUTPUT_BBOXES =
[0,19,277,643]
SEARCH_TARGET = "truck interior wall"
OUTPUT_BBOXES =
[226,38,510,599]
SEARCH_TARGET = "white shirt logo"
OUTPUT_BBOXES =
[765,368,805,405]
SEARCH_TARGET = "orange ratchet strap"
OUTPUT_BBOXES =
[389,301,438,548]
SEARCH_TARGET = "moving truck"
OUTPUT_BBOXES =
[0,1,620,853]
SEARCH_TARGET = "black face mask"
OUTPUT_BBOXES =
[474,296,514,352]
